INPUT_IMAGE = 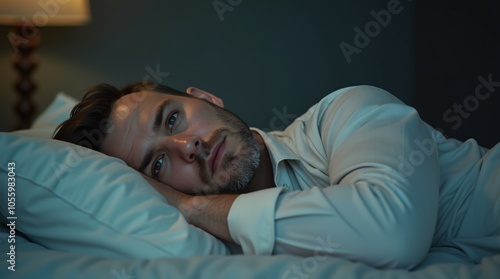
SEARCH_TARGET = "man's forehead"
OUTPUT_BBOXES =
[102,91,158,162]
[113,91,157,120]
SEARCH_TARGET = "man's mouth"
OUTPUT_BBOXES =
[207,136,226,176]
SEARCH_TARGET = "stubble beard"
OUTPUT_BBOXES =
[193,105,260,195]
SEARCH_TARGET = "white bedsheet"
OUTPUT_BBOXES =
[1,226,499,279]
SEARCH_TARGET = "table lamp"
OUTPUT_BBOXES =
[0,0,91,130]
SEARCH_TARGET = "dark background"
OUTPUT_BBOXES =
[0,0,498,147]
[414,0,500,148]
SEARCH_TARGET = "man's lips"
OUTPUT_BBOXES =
[207,136,226,175]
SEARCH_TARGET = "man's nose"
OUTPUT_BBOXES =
[163,135,203,163]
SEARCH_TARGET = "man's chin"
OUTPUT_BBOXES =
[210,185,245,195]
[218,170,257,194]
[195,176,252,195]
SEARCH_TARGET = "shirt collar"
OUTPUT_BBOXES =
[250,127,300,172]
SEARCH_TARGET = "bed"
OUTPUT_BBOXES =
[1,92,499,279]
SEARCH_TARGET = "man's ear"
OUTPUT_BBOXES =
[186,87,224,108]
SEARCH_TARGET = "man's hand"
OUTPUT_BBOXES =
[142,174,237,242]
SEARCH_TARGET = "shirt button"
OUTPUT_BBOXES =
[282,183,289,189]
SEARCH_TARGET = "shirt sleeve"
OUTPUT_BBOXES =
[227,86,440,269]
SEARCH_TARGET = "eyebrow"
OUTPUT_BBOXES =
[138,99,171,174]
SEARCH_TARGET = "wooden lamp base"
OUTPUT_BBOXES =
[11,23,40,130]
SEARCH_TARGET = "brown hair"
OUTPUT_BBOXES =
[53,82,185,151]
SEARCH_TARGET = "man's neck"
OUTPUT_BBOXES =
[243,131,275,193]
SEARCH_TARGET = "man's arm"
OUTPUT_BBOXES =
[227,86,440,269]
[143,174,236,242]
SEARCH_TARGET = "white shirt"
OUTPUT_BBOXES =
[227,85,496,269]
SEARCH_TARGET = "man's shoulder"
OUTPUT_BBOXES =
[292,85,406,126]
[253,85,408,137]
[317,85,405,110]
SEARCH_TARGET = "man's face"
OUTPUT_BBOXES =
[101,90,260,194]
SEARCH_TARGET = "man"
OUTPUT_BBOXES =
[54,82,500,269]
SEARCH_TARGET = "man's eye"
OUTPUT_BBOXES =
[152,154,164,177]
[167,111,178,133]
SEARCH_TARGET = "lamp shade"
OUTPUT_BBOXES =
[0,0,91,26]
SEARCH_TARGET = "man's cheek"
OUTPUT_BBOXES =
[167,170,200,194]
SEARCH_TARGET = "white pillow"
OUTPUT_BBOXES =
[0,93,229,258]
[32,92,78,128]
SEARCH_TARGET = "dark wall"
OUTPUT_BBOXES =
[0,0,412,132]
[414,0,500,148]
[2,1,497,149]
